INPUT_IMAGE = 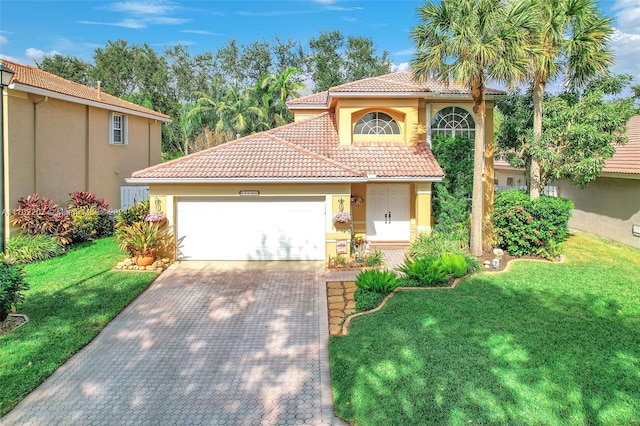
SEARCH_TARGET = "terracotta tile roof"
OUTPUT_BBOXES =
[286,72,504,108]
[132,112,443,180]
[603,116,640,175]
[2,59,170,121]
[286,91,329,107]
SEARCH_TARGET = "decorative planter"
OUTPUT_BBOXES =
[333,221,350,230]
[136,254,154,267]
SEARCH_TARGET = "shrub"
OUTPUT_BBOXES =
[398,256,449,287]
[68,191,115,241]
[6,235,64,264]
[11,194,74,245]
[116,199,150,228]
[354,288,386,312]
[410,232,467,259]
[364,249,384,267]
[354,269,400,293]
[0,258,29,321]
[438,253,468,278]
[493,190,573,256]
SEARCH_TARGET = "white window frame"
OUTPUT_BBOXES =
[354,112,401,135]
[109,112,128,145]
[429,106,476,140]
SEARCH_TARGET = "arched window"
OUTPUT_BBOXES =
[430,107,475,139]
[354,112,401,135]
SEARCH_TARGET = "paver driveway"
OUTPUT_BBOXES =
[3,264,346,426]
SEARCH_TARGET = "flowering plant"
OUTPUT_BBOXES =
[145,212,166,223]
[350,195,364,206]
[332,211,351,224]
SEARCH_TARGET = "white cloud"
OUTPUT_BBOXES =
[392,62,410,72]
[326,6,363,11]
[0,36,7,45]
[393,47,415,57]
[313,0,336,4]
[0,54,19,62]
[107,1,179,15]
[611,1,640,83]
[342,17,358,23]
[25,48,60,61]
[181,30,226,36]
[78,19,147,29]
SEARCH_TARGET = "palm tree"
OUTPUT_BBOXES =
[527,0,613,199]
[411,0,532,255]
[259,67,305,128]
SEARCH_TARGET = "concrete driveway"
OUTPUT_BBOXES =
[2,263,346,426]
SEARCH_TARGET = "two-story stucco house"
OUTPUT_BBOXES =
[1,59,171,240]
[128,72,502,261]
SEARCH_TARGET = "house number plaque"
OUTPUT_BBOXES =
[239,190,260,196]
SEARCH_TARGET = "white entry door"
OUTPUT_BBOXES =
[176,197,326,261]
[366,184,410,242]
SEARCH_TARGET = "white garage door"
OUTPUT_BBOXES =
[176,197,326,261]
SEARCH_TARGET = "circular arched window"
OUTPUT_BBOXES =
[430,107,475,139]
[354,112,401,135]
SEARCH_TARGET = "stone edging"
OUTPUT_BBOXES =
[339,255,565,335]
[8,314,29,331]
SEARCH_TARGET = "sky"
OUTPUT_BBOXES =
[1,0,639,92]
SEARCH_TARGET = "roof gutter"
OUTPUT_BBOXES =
[8,83,172,123]
[328,91,504,100]
[126,176,443,185]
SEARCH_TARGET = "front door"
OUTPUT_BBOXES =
[366,184,410,242]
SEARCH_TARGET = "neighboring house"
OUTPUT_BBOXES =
[494,116,640,248]
[1,60,171,236]
[556,116,640,248]
[129,72,503,261]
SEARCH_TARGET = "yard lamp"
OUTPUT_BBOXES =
[0,63,15,254]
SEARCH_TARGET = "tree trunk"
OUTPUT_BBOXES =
[530,79,545,200]
[470,80,485,256]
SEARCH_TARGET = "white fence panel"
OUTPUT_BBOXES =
[494,185,558,197]
[120,186,149,209]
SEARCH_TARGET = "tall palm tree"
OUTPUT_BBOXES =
[259,67,305,128]
[411,0,532,255]
[527,0,613,199]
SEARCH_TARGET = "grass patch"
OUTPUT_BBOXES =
[0,238,158,415]
[330,232,640,425]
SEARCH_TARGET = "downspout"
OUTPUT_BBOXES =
[85,105,89,191]
[149,119,157,167]
[33,96,48,194]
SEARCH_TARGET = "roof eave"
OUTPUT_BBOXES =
[600,172,640,180]
[9,83,172,123]
[327,91,504,100]
[126,176,443,184]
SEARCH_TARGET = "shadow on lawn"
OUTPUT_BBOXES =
[330,275,640,425]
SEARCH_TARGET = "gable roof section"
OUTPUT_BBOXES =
[131,112,444,182]
[2,59,170,122]
[603,115,640,175]
[287,72,505,109]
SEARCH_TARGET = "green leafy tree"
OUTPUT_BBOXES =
[497,74,637,188]
[526,0,614,199]
[240,41,273,87]
[411,0,533,255]
[345,36,392,82]
[37,54,93,85]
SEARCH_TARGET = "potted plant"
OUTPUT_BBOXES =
[115,216,173,266]
[333,211,351,228]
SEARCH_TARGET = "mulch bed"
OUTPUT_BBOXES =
[0,315,28,337]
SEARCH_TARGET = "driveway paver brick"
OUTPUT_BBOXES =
[2,266,346,426]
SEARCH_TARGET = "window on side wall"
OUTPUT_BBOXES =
[110,112,128,145]
[506,176,514,187]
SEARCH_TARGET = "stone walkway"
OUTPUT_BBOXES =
[326,282,356,336]
[2,265,346,426]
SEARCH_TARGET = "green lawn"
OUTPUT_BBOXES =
[0,238,158,415]
[330,233,640,425]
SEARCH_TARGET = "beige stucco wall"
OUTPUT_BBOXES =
[557,176,640,248]
[494,167,526,187]
[148,181,434,261]
[5,89,162,221]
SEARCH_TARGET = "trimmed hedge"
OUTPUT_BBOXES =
[493,190,573,256]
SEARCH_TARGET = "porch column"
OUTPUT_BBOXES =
[415,183,432,237]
